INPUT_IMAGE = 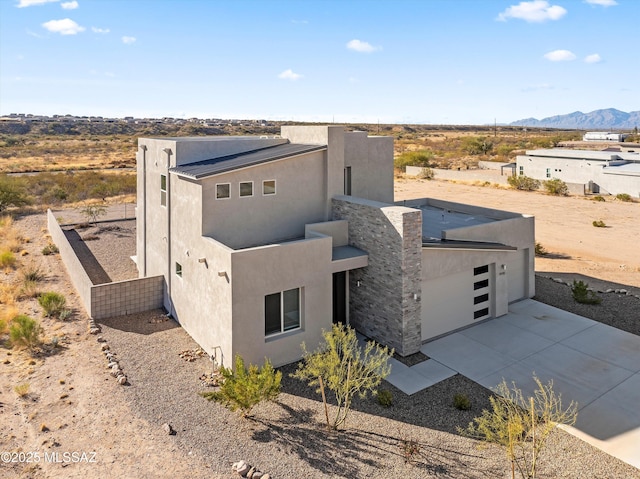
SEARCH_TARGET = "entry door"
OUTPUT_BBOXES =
[332,272,347,325]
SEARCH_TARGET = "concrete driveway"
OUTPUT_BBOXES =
[385,299,640,469]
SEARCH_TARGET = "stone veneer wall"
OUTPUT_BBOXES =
[332,196,422,356]
[48,209,165,320]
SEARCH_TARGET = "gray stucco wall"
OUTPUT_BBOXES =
[332,196,422,356]
[344,132,394,203]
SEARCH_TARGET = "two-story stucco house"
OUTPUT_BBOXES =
[136,125,535,367]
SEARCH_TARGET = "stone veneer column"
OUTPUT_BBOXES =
[332,196,422,356]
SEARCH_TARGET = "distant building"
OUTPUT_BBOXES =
[516,148,640,197]
[583,132,628,142]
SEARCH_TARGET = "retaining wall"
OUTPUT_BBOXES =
[47,209,164,319]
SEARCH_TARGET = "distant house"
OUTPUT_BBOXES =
[583,132,628,142]
[516,148,640,197]
[136,126,534,367]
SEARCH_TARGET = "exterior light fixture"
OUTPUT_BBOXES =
[198,258,206,263]
[218,271,226,277]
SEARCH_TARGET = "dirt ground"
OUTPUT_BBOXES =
[395,177,640,291]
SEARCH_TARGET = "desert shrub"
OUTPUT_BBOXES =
[9,315,42,350]
[377,389,393,407]
[462,136,493,155]
[394,150,435,171]
[543,178,568,196]
[507,175,540,191]
[616,193,632,202]
[22,265,44,283]
[38,292,67,318]
[80,202,107,224]
[0,175,31,212]
[453,393,471,410]
[0,250,16,269]
[398,435,421,464]
[293,323,392,430]
[571,280,602,305]
[592,220,606,228]
[200,355,281,417]
[591,195,605,202]
[41,244,59,255]
[417,167,434,179]
[534,242,547,256]
[14,383,30,397]
[21,280,40,299]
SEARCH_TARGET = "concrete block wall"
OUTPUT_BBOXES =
[332,196,422,356]
[47,209,93,313]
[90,276,164,320]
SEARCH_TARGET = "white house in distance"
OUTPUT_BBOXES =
[136,126,534,367]
[516,149,640,197]
[583,132,628,142]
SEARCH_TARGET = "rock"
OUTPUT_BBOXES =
[161,423,175,435]
[236,463,250,477]
[261,474,271,479]
[619,289,627,294]
[552,278,564,283]
[89,328,100,335]
[251,471,263,479]
[97,336,106,342]
[246,466,256,478]
[117,375,127,385]
[107,362,118,368]
[232,461,245,472]
[101,343,109,351]
[605,288,613,293]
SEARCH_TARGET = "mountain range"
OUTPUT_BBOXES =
[509,109,640,130]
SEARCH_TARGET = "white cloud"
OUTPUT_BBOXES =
[584,53,602,63]
[61,1,78,9]
[346,39,380,53]
[278,69,302,81]
[42,18,85,35]
[585,0,617,6]
[16,0,58,8]
[543,49,576,61]
[497,1,567,22]
[92,26,109,34]
[121,36,136,44]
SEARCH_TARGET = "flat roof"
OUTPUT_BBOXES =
[420,205,496,242]
[169,143,327,179]
[603,162,640,176]
[524,149,640,162]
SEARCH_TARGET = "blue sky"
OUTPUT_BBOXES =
[1,0,638,124]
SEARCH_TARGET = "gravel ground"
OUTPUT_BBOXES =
[49,213,640,478]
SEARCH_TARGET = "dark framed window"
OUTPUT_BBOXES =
[160,174,167,206]
[239,181,253,197]
[216,183,230,199]
[474,308,489,319]
[474,293,489,305]
[263,179,276,196]
[474,265,489,276]
[265,288,300,336]
[474,279,489,290]
[175,262,182,277]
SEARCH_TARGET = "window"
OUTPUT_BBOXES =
[474,307,489,319]
[474,265,489,275]
[519,166,524,176]
[474,279,489,290]
[160,175,167,206]
[265,288,300,336]
[175,262,182,277]
[239,181,253,197]
[546,168,551,178]
[216,183,230,199]
[263,179,276,196]
[474,293,489,305]
[344,167,352,195]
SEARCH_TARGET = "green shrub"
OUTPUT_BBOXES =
[394,150,435,171]
[377,389,393,407]
[571,280,602,305]
[14,382,30,397]
[200,355,281,417]
[9,315,42,350]
[592,220,606,228]
[616,193,632,202]
[507,175,540,191]
[453,393,471,410]
[41,244,59,255]
[543,178,568,196]
[22,265,44,283]
[38,292,67,318]
[0,250,16,268]
[591,195,605,202]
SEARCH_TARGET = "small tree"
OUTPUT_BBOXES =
[9,315,42,351]
[292,323,392,430]
[461,375,578,479]
[200,355,281,417]
[80,202,107,225]
[0,175,30,213]
[394,150,435,172]
[571,280,601,305]
[543,178,568,196]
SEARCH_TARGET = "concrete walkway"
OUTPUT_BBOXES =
[383,299,640,469]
